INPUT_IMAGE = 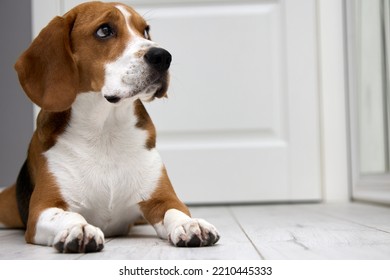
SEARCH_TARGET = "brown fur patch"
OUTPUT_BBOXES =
[37,110,71,151]
[134,100,156,150]
[139,167,190,225]
[14,16,79,112]
[0,185,24,228]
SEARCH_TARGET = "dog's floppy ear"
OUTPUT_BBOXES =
[15,15,78,112]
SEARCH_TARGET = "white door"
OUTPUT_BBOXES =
[34,0,321,204]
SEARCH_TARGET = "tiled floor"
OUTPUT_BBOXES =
[1,202,390,259]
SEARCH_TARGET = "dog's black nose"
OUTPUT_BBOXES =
[144,47,172,72]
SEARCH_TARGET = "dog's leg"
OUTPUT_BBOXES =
[22,160,105,253]
[25,179,104,253]
[26,207,104,253]
[139,168,220,247]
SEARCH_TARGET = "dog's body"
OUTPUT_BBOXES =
[0,1,219,253]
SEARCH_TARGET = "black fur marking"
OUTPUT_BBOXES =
[16,159,33,226]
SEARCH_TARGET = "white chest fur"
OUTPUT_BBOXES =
[44,92,163,236]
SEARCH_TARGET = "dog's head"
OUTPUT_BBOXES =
[15,1,171,111]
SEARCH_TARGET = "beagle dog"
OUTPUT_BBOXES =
[0,1,219,253]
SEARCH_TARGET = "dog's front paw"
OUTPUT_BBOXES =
[169,218,220,247]
[53,224,105,253]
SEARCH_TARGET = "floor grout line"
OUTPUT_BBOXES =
[227,206,265,260]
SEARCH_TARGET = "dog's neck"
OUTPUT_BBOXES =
[70,92,137,131]
[71,91,155,149]
[36,91,153,152]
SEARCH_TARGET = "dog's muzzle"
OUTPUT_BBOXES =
[103,47,172,103]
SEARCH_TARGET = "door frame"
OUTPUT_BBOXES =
[317,0,350,202]
[345,0,390,204]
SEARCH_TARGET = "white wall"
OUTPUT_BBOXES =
[0,0,34,188]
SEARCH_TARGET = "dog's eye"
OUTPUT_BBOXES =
[95,24,116,39]
[143,25,151,40]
